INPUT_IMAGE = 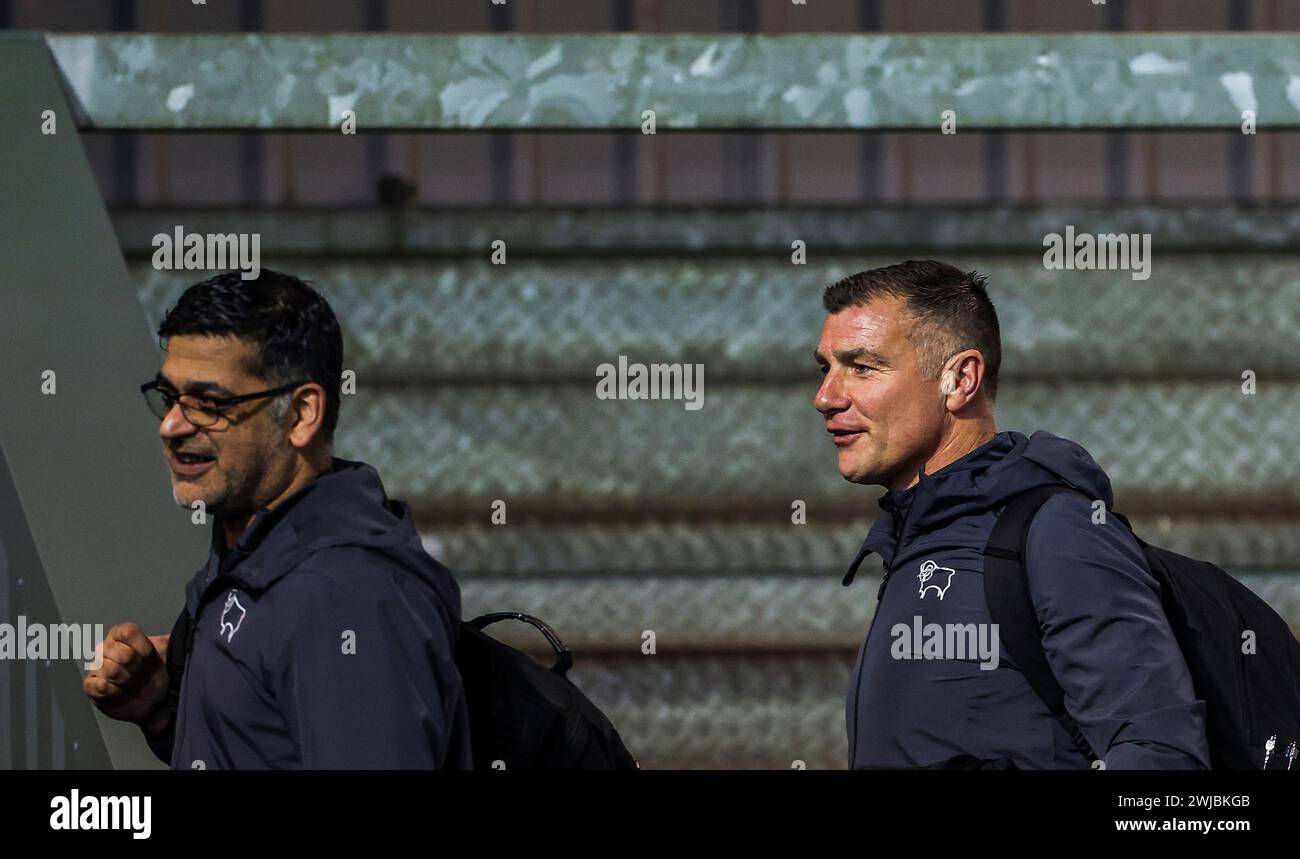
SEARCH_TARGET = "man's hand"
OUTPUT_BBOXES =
[83,624,172,734]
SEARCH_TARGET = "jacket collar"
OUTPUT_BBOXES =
[843,465,924,586]
[183,459,346,616]
[840,429,1117,586]
[841,432,1008,586]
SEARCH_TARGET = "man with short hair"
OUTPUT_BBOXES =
[84,269,471,768]
[814,260,1209,769]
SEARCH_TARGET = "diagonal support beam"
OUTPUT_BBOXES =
[0,32,208,769]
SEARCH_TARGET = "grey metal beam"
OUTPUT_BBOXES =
[46,33,1300,131]
[461,571,1300,653]
[330,384,1300,520]
[566,653,852,769]
[461,575,872,652]
[135,258,1300,383]
[112,206,1300,255]
[427,518,1300,578]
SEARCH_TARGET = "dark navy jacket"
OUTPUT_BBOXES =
[845,430,1210,770]
[161,458,471,769]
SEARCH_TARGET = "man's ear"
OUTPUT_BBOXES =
[940,350,987,404]
[286,383,326,450]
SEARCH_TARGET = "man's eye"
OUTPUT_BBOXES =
[852,364,874,374]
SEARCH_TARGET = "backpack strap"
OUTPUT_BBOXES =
[983,484,1098,763]
[468,611,574,677]
[143,604,193,764]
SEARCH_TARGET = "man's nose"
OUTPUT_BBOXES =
[158,403,197,438]
[814,372,847,415]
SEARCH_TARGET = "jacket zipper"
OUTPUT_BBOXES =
[850,492,916,765]
[875,491,917,602]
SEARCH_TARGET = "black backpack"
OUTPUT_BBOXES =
[457,612,639,770]
[983,484,1300,770]
[153,605,638,770]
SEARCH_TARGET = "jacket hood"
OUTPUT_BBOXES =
[844,430,1114,584]
[185,458,454,615]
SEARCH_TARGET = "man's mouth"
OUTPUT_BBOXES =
[828,428,866,448]
[170,450,216,477]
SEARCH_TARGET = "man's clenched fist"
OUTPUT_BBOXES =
[83,623,171,734]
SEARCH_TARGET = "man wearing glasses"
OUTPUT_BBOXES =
[83,269,471,769]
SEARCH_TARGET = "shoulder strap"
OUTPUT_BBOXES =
[983,484,1098,763]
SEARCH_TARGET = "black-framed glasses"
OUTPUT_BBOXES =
[140,380,307,427]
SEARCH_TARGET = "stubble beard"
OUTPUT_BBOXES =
[171,442,273,522]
